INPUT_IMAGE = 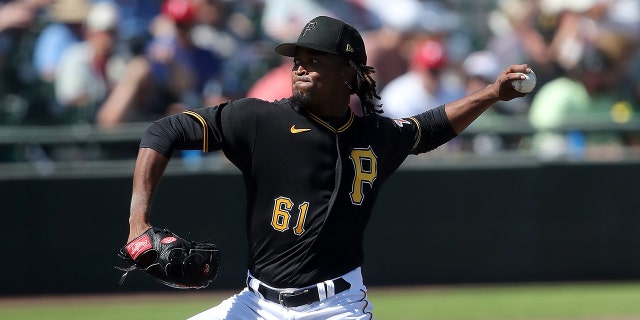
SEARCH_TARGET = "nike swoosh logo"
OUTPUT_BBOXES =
[290,125,311,134]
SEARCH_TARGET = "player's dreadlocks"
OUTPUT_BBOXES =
[349,61,383,116]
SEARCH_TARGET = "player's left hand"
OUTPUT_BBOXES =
[116,227,221,289]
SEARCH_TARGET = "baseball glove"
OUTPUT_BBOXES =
[116,227,220,289]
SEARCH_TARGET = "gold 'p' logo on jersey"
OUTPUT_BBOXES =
[349,146,378,205]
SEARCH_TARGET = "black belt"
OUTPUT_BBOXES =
[248,277,351,308]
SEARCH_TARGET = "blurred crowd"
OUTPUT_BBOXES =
[0,0,639,163]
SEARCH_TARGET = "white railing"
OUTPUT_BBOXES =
[1,114,639,179]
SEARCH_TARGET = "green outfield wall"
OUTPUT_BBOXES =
[3,161,639,295]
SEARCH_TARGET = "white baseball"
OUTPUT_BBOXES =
[512,70,537,93]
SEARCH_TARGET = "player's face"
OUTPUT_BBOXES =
[291,48,350,109]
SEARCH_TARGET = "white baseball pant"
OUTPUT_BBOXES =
[188,267,374,320]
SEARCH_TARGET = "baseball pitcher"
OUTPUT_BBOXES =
[123,15,531,319]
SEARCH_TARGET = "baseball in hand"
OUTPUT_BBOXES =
[512,70,537,93]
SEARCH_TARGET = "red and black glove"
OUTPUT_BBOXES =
[117,227,220,289]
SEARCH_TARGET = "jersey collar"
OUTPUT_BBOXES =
[307,110,354,133]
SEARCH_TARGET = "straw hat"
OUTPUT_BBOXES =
[49,0,91,23]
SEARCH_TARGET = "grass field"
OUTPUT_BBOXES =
[2,282,640,319]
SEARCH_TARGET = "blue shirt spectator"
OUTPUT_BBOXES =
[33,23,84,82]
[32,0,91,82]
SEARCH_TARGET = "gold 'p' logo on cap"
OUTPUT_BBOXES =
[345,44,354,53]
[302,21,317,36]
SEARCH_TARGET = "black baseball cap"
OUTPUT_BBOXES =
[275,16,367,66]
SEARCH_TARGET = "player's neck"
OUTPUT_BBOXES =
[307,94,352,117]
[306,106,352,130]
[308,104,350,119]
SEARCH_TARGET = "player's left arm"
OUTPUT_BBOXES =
[445,64,530,134]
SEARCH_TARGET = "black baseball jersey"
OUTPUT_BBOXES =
[141,97,456,288]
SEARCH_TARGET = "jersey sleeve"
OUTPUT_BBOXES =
[182,98,260,170]
[408,105,457,154]
[139,112,212,157]
[139,99,260,169]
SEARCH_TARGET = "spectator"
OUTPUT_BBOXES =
[486,0,563,102]
[486,0,546,67]
[54,1,124,123]
[32,0,89,82]
[380,38,464,119]
[190,0,262,101]
[528,32,636,160]
[191,0,242,60]
[356,0,417,91]
[362,0,465,92]
[147,0,223,107]
[0,0,50,125]
[110,0,163,56]
[96,0,225,128]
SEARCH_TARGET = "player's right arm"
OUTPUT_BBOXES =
[127,112,210,242]
[128,147,168,242]
[126,99,258,242]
